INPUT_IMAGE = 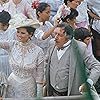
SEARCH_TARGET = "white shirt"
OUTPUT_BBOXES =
[57,40,71,60]
[86,0,100,16]
[76,0,89,25]
[86,0,100,33]
[4,0,35,18]
[34,21,54,54]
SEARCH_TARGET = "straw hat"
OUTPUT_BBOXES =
[9,13,40,29]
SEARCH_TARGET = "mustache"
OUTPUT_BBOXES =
[54,39,57,41]
[54,39,58,43]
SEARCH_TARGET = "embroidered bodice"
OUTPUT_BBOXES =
[9,40,44,79]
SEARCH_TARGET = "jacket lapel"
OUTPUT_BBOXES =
[68,39,78,95]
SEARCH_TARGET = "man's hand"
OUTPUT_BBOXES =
[43,80,46,87]
[54,18,61,27]
[79,83,90,94]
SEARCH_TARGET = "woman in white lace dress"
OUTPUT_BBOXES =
[0,15,44,98]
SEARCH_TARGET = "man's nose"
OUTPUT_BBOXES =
[55,34,58,39]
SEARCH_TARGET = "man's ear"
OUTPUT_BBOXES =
[37,11,41,17]
[67,1,70,5]
[67,18,70,23]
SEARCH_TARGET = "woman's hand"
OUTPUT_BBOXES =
[54,18,61,27]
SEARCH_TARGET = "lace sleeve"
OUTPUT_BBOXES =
[36,49,44,83]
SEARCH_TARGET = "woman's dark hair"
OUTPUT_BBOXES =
[0,10,11,24]
[64,0,74,5]
[61,8,78,22]
[20,26,36,37]
[74,27,92,41]
[36,2,50,18]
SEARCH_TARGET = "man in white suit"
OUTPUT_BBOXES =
[46,23,100,97]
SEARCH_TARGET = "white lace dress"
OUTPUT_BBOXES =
[0,40,44,98]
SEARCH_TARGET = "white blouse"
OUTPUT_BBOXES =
[4,0,35,18]
[0,28,16,55]
[34,21,54,54]
[0,28,16,77]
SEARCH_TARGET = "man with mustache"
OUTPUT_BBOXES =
[45,23,100,97]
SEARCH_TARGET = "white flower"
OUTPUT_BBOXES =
[61,3,71,18]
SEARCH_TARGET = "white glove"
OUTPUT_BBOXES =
[37,84,43,97]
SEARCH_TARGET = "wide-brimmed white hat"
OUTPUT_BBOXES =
[9,13,40,29]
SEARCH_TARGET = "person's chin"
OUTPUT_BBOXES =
[18,39,22,42]
[3,29,7,31]
[55,42,59,47]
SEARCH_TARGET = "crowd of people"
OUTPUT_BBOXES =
[0,0,100,99]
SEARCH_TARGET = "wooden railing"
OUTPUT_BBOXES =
[3,95,87,100]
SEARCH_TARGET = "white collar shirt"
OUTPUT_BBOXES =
[57,40,71,60]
